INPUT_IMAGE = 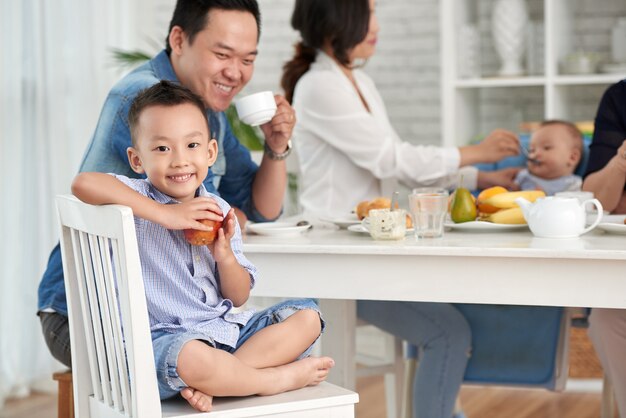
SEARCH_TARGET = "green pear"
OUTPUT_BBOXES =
[451,187,477,223]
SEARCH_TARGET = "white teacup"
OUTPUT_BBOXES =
[362,209,406,240]
[235,91,277,126]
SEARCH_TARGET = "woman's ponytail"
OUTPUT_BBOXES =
[281,41,317,104]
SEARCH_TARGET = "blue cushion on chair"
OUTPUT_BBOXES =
[474,134,592,179]
[454,304,563,388]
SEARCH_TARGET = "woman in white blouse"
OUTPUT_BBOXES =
[280,1,523,417]
[282,0,522,219]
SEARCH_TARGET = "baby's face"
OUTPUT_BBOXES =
[527,125,580,179]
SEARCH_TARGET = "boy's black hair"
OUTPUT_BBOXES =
[128,80,209,146]
[165,0,261,54]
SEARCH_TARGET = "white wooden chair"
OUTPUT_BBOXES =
[56,194,358,418]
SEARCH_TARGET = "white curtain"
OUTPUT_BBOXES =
[0,0,154,406]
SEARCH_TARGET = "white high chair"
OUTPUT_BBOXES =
[56,194,358,418]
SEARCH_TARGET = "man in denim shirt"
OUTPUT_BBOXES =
[38,0,296,369]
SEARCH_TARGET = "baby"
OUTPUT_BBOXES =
[515,120,584,195]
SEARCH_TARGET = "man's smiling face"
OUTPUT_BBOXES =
[171,9,258,112]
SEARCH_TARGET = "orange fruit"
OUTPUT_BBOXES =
[476,186,508,214]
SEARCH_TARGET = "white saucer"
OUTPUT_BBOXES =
[596,223,626,234]
[319,215,361,229]
[444,221,528,231]
[596,214,626,234]
[347,224,414,235]
[247,222,312,236]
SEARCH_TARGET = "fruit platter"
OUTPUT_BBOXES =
[448,186,545,227]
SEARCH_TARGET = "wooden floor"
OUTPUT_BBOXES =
[355,375,610,418]
[0,378,612,418]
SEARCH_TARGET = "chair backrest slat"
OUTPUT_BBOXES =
[56,195,161,418]
[107,240,131,411]
[93,235,123,411]
[69,229,103,402]
[83,232,114,407]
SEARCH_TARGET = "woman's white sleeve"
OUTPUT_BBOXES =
[297,76,467,189]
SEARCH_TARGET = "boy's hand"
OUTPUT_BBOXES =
[158,197,224,231]
[207,209,238,263]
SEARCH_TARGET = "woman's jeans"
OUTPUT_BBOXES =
[357,301,471,418]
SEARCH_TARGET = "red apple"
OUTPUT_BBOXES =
[183,219,223,246]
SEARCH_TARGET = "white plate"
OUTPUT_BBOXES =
[347,224,414,235]
[247,222,312,236]
[444,221,528,231]
[597,223,626,234]
[596,214,626,234]
[319,215,361,229]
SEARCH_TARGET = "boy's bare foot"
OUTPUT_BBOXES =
[181,387,213,412]
[260,356,335,396]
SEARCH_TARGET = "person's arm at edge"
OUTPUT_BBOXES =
[583,82,626,213]
[582,148,626,213]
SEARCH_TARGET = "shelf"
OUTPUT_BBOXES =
[454,74,625,89]
[553,74,626,86]
[441,0,626,147]
[455,77,546,88]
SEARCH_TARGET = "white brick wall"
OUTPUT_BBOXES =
[245,0,443,146]
[246,0,626,147]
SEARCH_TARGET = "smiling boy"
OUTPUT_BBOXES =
[71,81,332,412]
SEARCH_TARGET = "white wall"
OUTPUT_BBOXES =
[244,0,626,146]
[243,0,442,146]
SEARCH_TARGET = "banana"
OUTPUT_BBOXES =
[486,207,526,224]
[481,190,546,209]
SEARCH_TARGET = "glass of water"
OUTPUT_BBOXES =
[409,188,449,239]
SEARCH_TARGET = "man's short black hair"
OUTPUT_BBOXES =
[165,0,261,53]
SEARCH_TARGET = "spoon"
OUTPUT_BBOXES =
[520,146,540,165]
[390,191,400,211]
[296,220,311,228]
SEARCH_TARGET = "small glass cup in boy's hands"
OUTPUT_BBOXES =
[409,188,449,239]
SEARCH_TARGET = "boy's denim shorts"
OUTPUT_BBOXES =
[152,298,324,399]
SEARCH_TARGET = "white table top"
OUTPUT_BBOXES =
[243,224,626,309]
[244,225,626,259]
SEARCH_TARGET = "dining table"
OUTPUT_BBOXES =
[242,220,626,390]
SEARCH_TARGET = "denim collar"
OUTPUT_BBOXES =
[150,50,178,82]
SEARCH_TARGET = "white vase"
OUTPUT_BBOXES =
[611,18,626,63]
[492,0,529,76]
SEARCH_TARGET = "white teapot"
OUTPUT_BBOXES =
[515,196,603,238]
